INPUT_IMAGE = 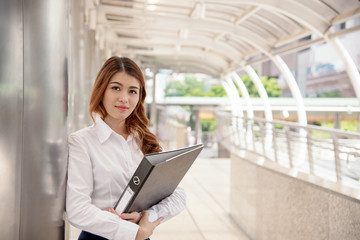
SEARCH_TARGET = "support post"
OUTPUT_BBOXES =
[270,55,307,127]
[150,71,157,134]
[328,37,360,105]
[244,66,273,147]
[334,113,341,129]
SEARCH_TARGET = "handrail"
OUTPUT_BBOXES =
[215,111,360,188]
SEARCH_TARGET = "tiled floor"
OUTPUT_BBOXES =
[67,157,249,240]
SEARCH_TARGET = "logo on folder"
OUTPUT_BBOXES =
[133,176,140,185]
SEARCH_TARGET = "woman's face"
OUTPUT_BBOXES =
[102,71,140,125]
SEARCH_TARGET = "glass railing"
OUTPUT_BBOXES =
[215,111,360,189]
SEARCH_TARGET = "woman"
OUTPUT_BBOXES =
[66,56,186,240]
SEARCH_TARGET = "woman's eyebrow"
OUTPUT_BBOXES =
[109,81,122,86]
[109,81,139,89]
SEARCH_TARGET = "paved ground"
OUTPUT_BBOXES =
[67,157,249,240]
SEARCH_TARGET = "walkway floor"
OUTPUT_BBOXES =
[67,157,249,240]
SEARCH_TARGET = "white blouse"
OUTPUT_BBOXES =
[66,117,186,240]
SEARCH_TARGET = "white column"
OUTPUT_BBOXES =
[231,72,254,119]
[244,66,273,148]
[222,80,242,145]
[270,55,307,159]
[270,55,307,126]
[226,75,245,147]
[244,65,273,121]
[231,72,254,149]
[194,109,202,145]
[225,75,244,118]
[150,71,157,134]
[328,37,360,105]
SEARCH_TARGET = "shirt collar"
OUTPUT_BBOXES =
[95,117,134,144]
[95,117,114,144]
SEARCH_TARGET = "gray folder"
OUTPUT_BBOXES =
[114,144,204,214]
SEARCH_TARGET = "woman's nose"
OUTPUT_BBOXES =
[117,92,128,103]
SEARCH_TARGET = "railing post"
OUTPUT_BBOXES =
[215,111,360,185]
[332,134,343,182]
[306,129,315,175]
[243,119,247,150]
[235,116,241,147]
[272,124,278,163]
[259,121,266,157]
[252,122,256,151]
[247,119,254,151]
[285,127,294,168]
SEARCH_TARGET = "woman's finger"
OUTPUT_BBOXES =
[152,217,163,227]
[108,208,120,217]
[120,212,141,223]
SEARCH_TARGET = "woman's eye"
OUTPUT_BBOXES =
[111,86,120,91]
[130,90,138,94]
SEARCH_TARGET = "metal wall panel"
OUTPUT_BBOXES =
[20,0,68,239]
[1,0,96,238]
[68,0,83,133]
[68,0,102,133]
[0,0,23,239]
[68,0,107,133]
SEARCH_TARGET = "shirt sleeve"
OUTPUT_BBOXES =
[66,134,139,240]
[146,186,186,223]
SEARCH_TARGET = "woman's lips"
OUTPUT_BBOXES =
[116,105,129,111]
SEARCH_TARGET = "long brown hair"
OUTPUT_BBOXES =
[89,56,162,154]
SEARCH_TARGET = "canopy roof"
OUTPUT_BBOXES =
[91,0,360,76]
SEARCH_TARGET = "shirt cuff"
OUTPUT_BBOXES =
[146,209,159,223]
[113,219,139,240]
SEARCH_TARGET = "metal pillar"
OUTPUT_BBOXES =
[0,0,68,239]
[225,75,244,118]
[231,72,254,119]
[244,65,273,147]
[334,113,341,129]
[0,1,23,239]
[150,71,158,134]
[328,37,360,105]
[244,65,273,121]
[226,75,245,147]
[193,109,202,144]
[270,55,307,126]
[230,72,254,150]
[222,78,242,118]
[222,80,242,145]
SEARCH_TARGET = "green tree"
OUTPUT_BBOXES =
[183,77,206,96]
[205,84,227,97]
[185,88,206,97]
[164,73,281,97]
[164,76,206,97]
[201,119,217,132]
[317,90,340,97]
[164,80,185,96]
[240,74,281,97]
[261,76,281,97]
[240,74,257,97]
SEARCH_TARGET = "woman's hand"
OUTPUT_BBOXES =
[120,212,142,224]
[135,211,163,240]
[108,208,162,239]
[108,208,142,224]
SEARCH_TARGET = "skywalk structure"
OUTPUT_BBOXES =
[1,0,360,239]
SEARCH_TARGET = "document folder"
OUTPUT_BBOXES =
[114,144,204,214]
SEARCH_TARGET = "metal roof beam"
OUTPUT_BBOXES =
[97,4,271,51]
[233,6,260,25]
[218,0,332,35]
